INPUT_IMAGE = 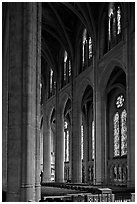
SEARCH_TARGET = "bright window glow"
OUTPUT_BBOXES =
[89,37,92,59]
[117,6,121,34]
[82,29,87,65]
[64,121,69,162]
[108,4,121,42]
[69,60,71,77]
[92,121,95,159]
[81,125,84,160]
[113,112,120,157]
[50,69,53,93]
[113,95,127,157]
[121,109,127,156]
[64,51,68,81]
[116,95,124,108]
[66,130,69,162]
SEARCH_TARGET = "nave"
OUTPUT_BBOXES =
[2,2,135,202]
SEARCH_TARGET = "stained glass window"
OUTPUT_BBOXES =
[81,125,84,160]
[49,68,56,97]
[50,69,53,94]
[113,112,120,156]
[63,51,71,86]
[82,29,87,66]
[117,6,121,34]
[113,94,127,157]
[116,95,124,108]
[64,51,67,82]
[89,36,93,59]
[92,121,95,160]
[64,121,69,162]
[82,28,93,69]
[69,60,71,77]
[121,109,127,156]
[108,3,122,50]
[66,130,69,161]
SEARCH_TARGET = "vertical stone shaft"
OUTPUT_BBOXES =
[2,3,9,193]
[95,91,102,185]
[71,99,82,183]
[35,3,42,202]
[7,3,24,201]
[55,103,64,182]
[7,3,41,202]
[127,5,135,188]
[43,109,51,182]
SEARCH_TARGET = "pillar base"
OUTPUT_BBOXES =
[21,184,35,202]
[35,184,41,202]
[7,192,20,202]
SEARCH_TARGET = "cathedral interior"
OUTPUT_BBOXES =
[2,2,135,202]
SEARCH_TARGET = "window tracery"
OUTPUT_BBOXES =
[64,121,69,162]
[113,112,120,157]
[116,94,124,108]
[82,28,93,70]
[81,125,84,160]
[49,68,56,98]
[113,94,127,157]
[108,3,122,50]
[63,50,71,87]
[92,121,95,160]
[121,109,127,156]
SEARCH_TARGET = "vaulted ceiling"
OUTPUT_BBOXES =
[41,2,107,84]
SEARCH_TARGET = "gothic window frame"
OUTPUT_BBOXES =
[82,28,93,70]
[64,121,70,163]
[81,124,84,161]
[62,50,72,88]
[108,3,122,50]
[108,88,127,160]
[112,92,127,158]
[48,67,56,98]
[101,3,123,56]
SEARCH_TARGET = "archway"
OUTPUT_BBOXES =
[106,67,127,186]
[64,98,72,182]
[81,85,94,184]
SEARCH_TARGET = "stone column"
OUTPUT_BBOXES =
[127,7,135,188]
[55,105,64,182]
[6,3,41,202]
[71,99,82,183]
[43,109,51,182]
[95,91,102,185]
[83,117,88,183]
[35,3,42,201]
[2,3,9,194]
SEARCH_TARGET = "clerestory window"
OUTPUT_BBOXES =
[82,28,93,71]
[108,3,122,50]
[48,68,56,98]
[62,50,71,87]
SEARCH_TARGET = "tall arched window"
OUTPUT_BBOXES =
[64,121,69,162]
[63,50,71,87]
[48,68,56,98]
[82,28,93,70]
[102,3,122,55]
[113,94,127,157]
[108,3,122,50]
[92,121,95,160]
[81,124,84,161]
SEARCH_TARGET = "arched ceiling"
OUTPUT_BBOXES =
[41,2,107,83]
